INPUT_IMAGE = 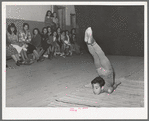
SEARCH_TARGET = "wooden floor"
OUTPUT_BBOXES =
[6,53,144,107]
[51,78,144,107]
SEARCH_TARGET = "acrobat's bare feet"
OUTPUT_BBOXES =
[84,27,94,45]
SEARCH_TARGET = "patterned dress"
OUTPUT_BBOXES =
[6,45,18,56]
[7,32,23,54]
[18,29,36,53]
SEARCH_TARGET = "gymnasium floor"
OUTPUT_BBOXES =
[6,52,144,107]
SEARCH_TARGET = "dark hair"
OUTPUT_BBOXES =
[61,30,66,35]
[42,27,48,34]
[56,27,61,32]
[71,28,76,34]
[91,76,105,87]
[46,10,52,17]
[52,31,57,35]
[23,23,29,30]
[47,26,52,32]
[32,28,40,35]
[7,23,17,35]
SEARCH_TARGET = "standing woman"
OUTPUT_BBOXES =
[44,10,55,29]
[18,23,39,62]
[52,12,59,29]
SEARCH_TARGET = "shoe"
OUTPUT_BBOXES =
[16,61,20,66]
[37,58,44,62]
[43,55,48,58]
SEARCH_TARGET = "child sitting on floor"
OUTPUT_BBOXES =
[52,31,60,56]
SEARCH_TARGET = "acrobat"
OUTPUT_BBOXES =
[84,27,121,95]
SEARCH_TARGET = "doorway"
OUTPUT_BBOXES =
[53,5,66,30]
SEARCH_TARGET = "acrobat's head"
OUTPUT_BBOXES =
[91,76,105,95]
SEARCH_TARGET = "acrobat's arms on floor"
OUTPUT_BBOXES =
[91,76,121,95]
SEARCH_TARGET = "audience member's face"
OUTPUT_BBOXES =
[57,28,60,33]
[66,31,69,35]
[48,12,51,16]
[53,13,56,17]
[43,29,47,34]
[24,25,28,31]
[10,27,15,32]
[48,28,51,32]
[34,30,38,35]
[72,29,75,34]
[92,83,101,95]
[53,32,57,37]
[62,32,65,36]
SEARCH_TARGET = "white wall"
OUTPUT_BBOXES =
[6,5,76,25]
[6,5,52,22]
[65,5,75,26]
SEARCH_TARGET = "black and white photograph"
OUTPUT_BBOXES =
[2,1,148,119]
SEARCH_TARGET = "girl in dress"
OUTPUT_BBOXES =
[44,10,55,30]
[39,27,50,58]
[52,12,59,29]
[31,28,42,52]
[70,34,81,54]
[65,30,72,56]
[52,31,60,57]
[47,26,54,59]
[60,31,67,57]
[18,23,40,62]
[56,27,63,56]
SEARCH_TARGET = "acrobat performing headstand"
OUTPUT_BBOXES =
[84,27,121,95]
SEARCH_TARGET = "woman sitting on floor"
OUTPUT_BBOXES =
[39,27,50,58]
[70,34,81,55]
[18,23,40,62]
[6,36,22,66]
[31,28,44,62]
[47,27,55,59]
[7,23,29,65]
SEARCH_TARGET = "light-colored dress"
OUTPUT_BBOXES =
[7,32,24,53]
[18,29,36,53]
[53,17,59,28]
